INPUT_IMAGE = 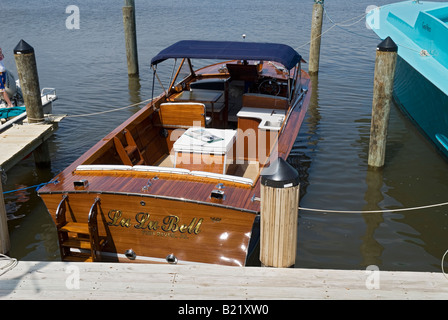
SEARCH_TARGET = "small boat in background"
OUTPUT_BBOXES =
[0,69,57,132]
[38,40,311,266]
[367,1,448,159]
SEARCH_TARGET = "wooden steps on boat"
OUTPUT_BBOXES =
[60,222,89,234]
[56,196,105,262]
[62,252,93,263]
[62,237,93,251]
[58,222,106,262]
[113,129,145,166]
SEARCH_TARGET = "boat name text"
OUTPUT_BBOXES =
[107,210,203,235]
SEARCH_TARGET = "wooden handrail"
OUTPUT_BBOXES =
[55,194,68,228]
[88,197,101,261]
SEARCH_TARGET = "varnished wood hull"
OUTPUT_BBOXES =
[40,192,257,266]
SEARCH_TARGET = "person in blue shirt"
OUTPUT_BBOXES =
[0,48,14,108]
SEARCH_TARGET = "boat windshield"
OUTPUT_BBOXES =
[77,41,306,187]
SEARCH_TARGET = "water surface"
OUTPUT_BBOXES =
[1,0,447,272]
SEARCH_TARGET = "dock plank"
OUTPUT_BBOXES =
[0,260,447,300]
[0,123,58,172]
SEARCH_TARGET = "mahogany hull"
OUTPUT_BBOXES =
[40,192,258,266]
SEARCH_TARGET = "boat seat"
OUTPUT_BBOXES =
[190,79,226,91]
[159,102,211,129]
[242,93,288,109]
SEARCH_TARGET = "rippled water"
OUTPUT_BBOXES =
[1,0,448,272]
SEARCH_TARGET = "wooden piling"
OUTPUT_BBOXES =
[0,177,10,255]
[14,40,44,124]
[260,158,300,268]
[123,0,139,77]
[14,40,51,168]
[368,36,398,168]
[309,0,324,75]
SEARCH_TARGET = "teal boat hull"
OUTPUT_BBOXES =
[367,1,448,159]
[394,55,448,159]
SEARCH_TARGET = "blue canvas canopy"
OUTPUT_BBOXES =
[150,40,302,70]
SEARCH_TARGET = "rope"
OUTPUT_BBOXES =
[319,5,432,56]
[2,179,59,195]
[295,24,337,50]
[442,249,448,280]
[25,117,46,123]
[0,254,18,276]
[299,201,448,214]
[323,5,369,28]
[298,4,429,53]
[295,5,373,50]
[64,97,153,119]
[322,5,380,41]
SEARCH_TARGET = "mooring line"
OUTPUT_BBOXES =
[2,179,59,195]
[0,254,18,277]
[299,201,448,214]
[295,6,371,50]
[323,5,370,28]
[442,249,448,280]
[320,5,433,56]
[64,97,153,119]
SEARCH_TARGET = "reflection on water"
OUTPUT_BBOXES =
[128,76,142,106]
[361,169,385,268]
[295,52,448,271]
[2,0,448,272]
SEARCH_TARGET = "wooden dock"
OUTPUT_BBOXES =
[0,114,65,255]
[0,260,447,300]
[0,116,63,172]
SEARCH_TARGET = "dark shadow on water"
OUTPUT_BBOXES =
[128,75,142,107]
[360,168,385,268]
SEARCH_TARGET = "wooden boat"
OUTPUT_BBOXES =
[38,40,311,266]
[0,82,57,133]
